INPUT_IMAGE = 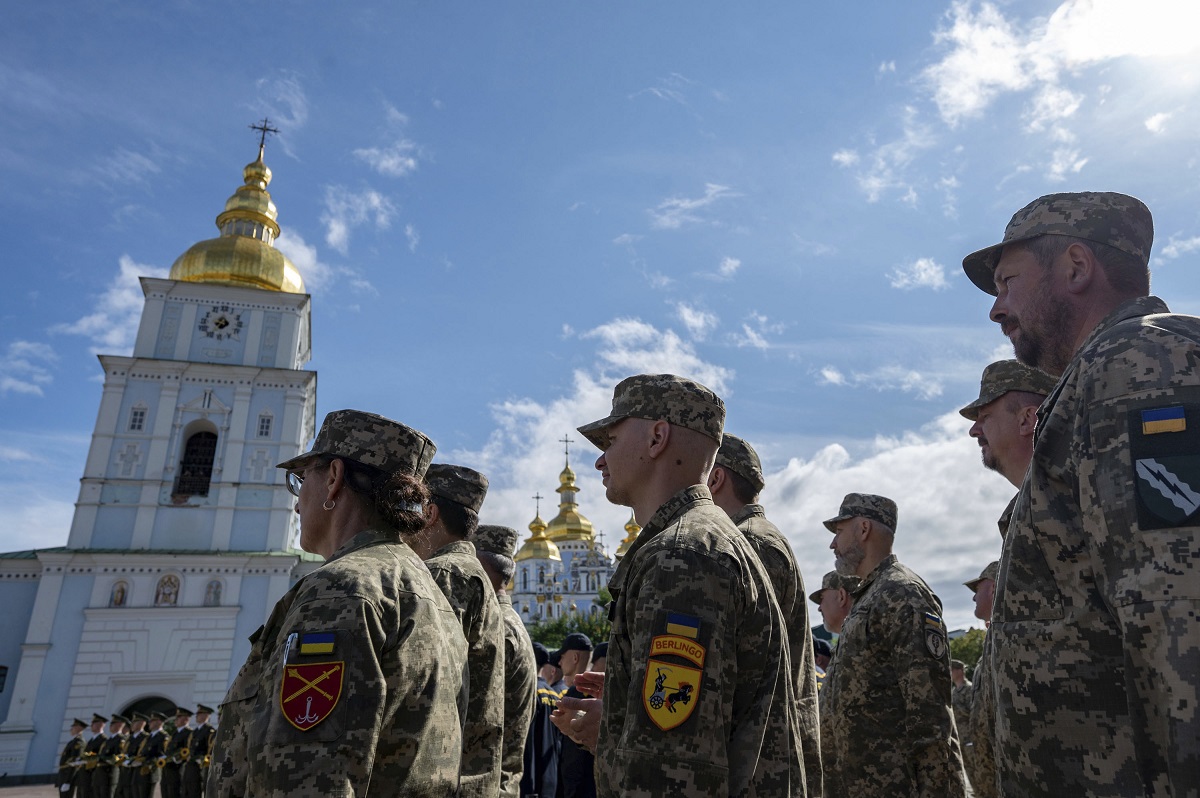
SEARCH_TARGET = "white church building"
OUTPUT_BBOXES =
[0,139,320,778]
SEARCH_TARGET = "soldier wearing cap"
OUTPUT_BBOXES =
[708,432,822,797]
[468,524,536,798]
[961,562,999,798]
[58,718,88,798]
[563,374,803,797]
[134,713,167,798]
[963,191,1200,795]
[78,714,108,798]
[94,713,127,798]
[180,705,215,798]
[116,713,146,798]
[405,463,505,798]
[161,707,191,798]
[206,409,468,798]
[960,359,1056,535]
[809,570,860,637]
[823,493,965,797]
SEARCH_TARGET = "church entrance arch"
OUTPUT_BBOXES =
[121,695,178,719]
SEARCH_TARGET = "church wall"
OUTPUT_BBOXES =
[226,572,278,684]
[150,506,217,550]
[90,507,139,550]
[229,509,272,551]
[0,568,39,724]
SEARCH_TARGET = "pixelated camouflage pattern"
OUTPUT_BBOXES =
[822,554,966,798]
[425,539,506,798]
[206,529,467,798]
[950,679,973,743]
[715,433,766,493]
[496,593,536,798]
[989,295,1200,795]
[965,633,999,798]
[997,493,1017,538]
[470,523,519,558]
[963,191,1153,295]
[276,409,436,479]
[963,560,999,592]
[809,569,862,604]
[577,374,725,449]
[958,359,1057,420]
[822,492,898,532]
[729,503,822,798]
[598,485,805,798]
[425,463,489,513]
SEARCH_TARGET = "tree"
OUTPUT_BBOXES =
[949,627,987,675]
[528,610,611,649]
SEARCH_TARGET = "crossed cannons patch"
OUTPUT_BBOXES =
[280,662,344,731]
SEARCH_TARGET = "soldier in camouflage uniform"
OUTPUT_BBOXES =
[206,410,468,798]
[963,191,1200,795]
[566,374,805,796]
[708,432,822,797]
[962,562,999,798]
[949,662,972,733]
[57,718,88,798]
[405,463,506,798]
[470,524,537,798]
[823,493,966,798]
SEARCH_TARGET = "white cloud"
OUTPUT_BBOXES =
[832,149,860,167]
[1145,112,1172,133]
[51,256,168,355]
[853,106,935,203]
[889,257,949,291]
[253,72,309,155]
[1047,145,1088,181]
[630,72,695,106]
[354,140,419,177]
[816,363,945,400]
[879,61,897,74]
[0,341,57,397]
[276,229,334,288]
[405,224,420,252]
[321,186,396,254]
[819,366,847,386]
[1160,234,1200,260]
[719,257,741,278]
[674,303,719,340]
[93,148,161,186]
[648,183,737,230]
[730,312,784,351]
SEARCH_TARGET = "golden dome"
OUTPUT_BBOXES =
[169,146,305,293]
[616,512,641,560]
[515,513,562,563]
[546,461,596,542]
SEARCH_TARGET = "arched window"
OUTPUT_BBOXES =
[175,431,217,496]
[204,579,222,607]
[109,581,129,608]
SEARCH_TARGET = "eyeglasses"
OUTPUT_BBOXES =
[286,471,304,497]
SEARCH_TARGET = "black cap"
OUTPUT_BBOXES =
[548,649,563,668]
[91,713,108,724]
[196,704,215,714]
[150,711,168,722]
[559,632,593,653]
[111,714,129,725]
[71,718,88,729]
[592,642,608,660]
[532,641,550,669]
[812,638,833,659]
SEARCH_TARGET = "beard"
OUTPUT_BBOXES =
[1007,282,1077,376]
[834,541,865,577]
[980,443,999,473]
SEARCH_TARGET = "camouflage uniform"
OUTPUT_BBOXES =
[424,539,506,798]
[950,678,973,740]
[206,529,468,798]
[987,295,1200,794]
[495,592,536,798]
[822,554,965,798]
[598,486,803,797]
[966,635,999,798]
[729,503,822,797]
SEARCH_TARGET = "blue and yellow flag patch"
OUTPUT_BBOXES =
[1142,406,1186,435]
[299,632,335,655]
[665,612,700,639]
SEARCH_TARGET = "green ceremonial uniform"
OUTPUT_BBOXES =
[424,539,506,798]
[162,726,189,798]
[57,733,86,797]
[133,728,165,798]
[206,529,468,798]
[990,296,1200,795]
[729,503,822,798]
[598,485,803,798]
[181,722,215,798]
[823,554,966,798]
[79,731,106,798]
[115,731,141,798]
[92,732,124,798]
[496,592,536,798]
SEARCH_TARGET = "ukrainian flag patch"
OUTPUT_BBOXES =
[1142,406,1186,435]
[665,612,700,639]
[299,632,335,655]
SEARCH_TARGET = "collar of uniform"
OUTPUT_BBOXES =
[327,527,400,563]
[1073,295,1170,365]
[998,493,1018,538]
[608,484,713,600]
[496,591,512,607]
[728,502,765,526]
[430,538,476,560]
[853,552,898,597]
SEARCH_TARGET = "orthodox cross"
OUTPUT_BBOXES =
[559,434,574,464]
[249,118,279,151]
[532,492,544,516]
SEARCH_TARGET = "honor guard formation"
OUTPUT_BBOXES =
[54,190,1200,797]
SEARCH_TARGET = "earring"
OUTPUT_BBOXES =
[323,499,336,511]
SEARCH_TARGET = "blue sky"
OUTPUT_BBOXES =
[3,0,1200,630]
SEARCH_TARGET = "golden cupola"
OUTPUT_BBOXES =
[616,512,641,560]
[169,143,305,293]
[545,460,596,542]
[515,512,562,563]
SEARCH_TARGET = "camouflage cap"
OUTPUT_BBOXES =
[276,409,436,480]
[577,373,725,449]
[470,524,519,558]
[808,570,863,604]
[715,433,766,493]
[425,463,489,513]
[822,493,898,532]
[959,359,1058,420]
[964,560,1000,592]
[962,191,1153,295]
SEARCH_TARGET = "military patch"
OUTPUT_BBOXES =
[280,661,344,731]
[642,660,701,731]
[298,631,335,655]
[1130,404,1200,529]
[924,612,946,659]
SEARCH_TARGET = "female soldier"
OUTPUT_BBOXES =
[206,410,468,798]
